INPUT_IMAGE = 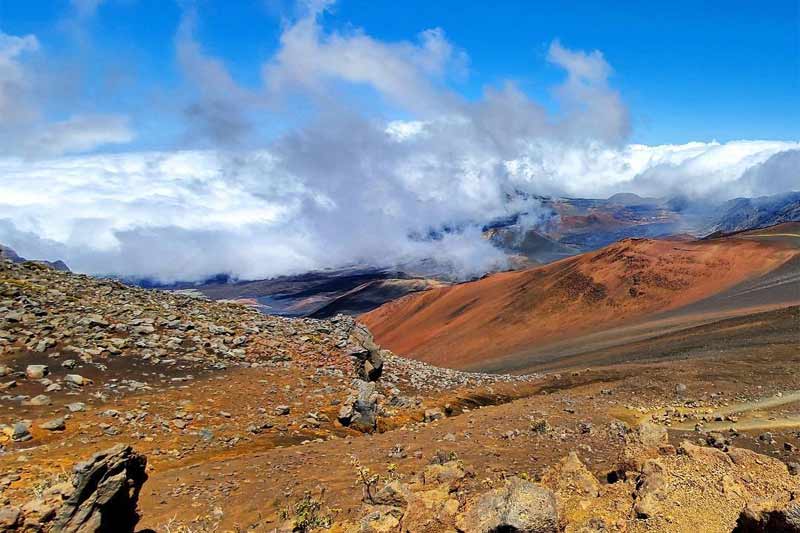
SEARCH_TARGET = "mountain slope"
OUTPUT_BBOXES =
[158,266,442,317]
[308,278,448,318]
[710,191,800,233]
[0,244,69,271]
[361,230,798,369]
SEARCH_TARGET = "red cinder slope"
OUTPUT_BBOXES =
[361,235,797,369]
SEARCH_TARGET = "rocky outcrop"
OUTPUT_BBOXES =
[733,498,800,532]
[539,440,800,533]
[338,379,381,432]
[272,435,800,533]
[624,441,800,532]
[340,319,385,381]
[336,459,558,533]
[334,318,398,432]
[457,477,558,533]
[1,444,147,533]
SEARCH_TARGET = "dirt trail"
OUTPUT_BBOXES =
[714,390,800,415]
[664,390,800,432]
[744,233,800,238]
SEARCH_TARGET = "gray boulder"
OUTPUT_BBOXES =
[25,365,49,380]
[25,394,52,406]
[50,444,148,532]
[39,417,66,431]
[338,379,380,432]
[457,476,558,533]
[64,374,87,386]
[12,421,32,442]
[733,500,800,532]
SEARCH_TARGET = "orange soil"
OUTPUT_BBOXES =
[361,236,797,369]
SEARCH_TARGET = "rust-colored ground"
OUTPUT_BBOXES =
[2,225,799,532]
[362,229,798,370]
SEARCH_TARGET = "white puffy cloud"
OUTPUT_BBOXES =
[616,141,799,198]
[735,149,800,197]
[0,31,40,130]
[262,7,466,114]
[500,139,800,199]
[1,138,797,282]
[0,28,134,157]
[0,2,796,283]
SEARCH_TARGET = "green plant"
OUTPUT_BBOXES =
[386,462,400,480]
[350,454,380,503]
[281,492,332,531]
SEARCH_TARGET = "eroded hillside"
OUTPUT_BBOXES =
[362,229,798,370]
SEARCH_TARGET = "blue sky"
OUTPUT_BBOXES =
[1,0,799,281]
[1,0,798,147]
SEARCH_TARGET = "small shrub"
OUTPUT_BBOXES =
[350,455,380,503]
[281,492,332,531]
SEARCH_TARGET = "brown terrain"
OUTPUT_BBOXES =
[362,223,800,371]
[0,224,798,532]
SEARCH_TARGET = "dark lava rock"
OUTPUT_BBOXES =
[51,444,148,532]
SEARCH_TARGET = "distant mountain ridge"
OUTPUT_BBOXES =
[153,266,442,318]
[6,191,796,319]
[0,244,23,263]
[0,244,70,272]
[130,190,800,318]
[487,190,800,263]
[710,191,800,234]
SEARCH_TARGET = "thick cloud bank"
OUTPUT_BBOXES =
[1,140,796,282]
[0,2,797,282]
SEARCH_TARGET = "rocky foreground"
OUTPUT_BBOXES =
[1,257,799,532]
[332,426,800,533]
[0,258,532,443]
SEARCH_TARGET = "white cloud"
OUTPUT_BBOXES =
[546,40,629,143]
[23,114,134,157]
[736,149,800,197]
[262,7,465,114]
[0,2,796,283]
[175,7,260,146]
[0,28,135,157]
[0,31,40,129]
[0,138,797,282]
[497,139,800,199]
[617,140,800,198]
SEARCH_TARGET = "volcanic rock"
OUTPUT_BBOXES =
[457,476,558,533]
[338,379,380,432]
[25,365,48,380]
[50,444,148,532]
[734,499,800,532]
[39,417,66,431]
[11,421,32,442]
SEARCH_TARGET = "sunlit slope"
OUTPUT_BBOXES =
[362,229,798,369]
